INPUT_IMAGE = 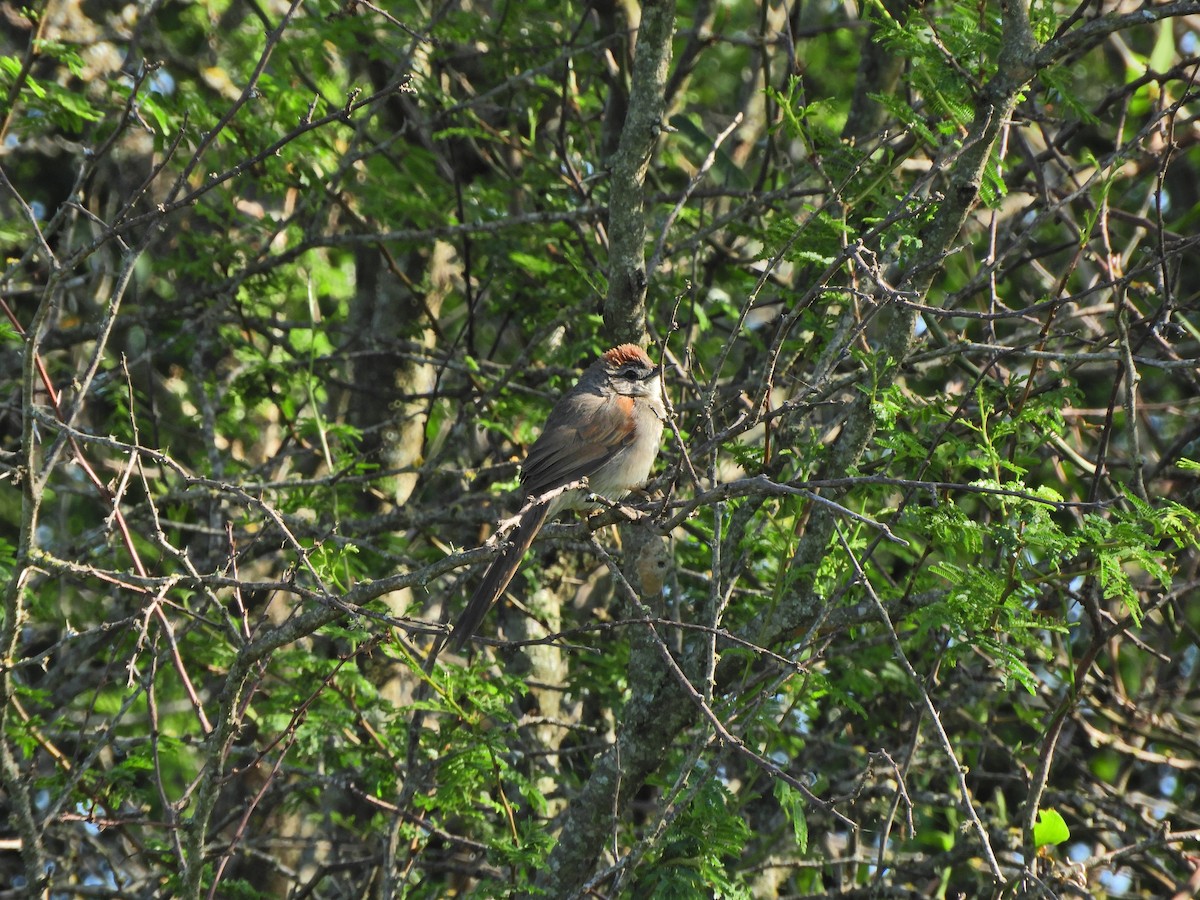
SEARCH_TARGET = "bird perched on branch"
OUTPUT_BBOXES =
[448,344,666,651]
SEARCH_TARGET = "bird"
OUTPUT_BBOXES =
[447,344,666,651]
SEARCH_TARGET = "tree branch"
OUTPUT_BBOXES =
[603,0,677,344]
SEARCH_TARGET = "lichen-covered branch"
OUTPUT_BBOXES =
[603,0,677,344]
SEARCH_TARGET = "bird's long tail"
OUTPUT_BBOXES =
[447,502,552,652]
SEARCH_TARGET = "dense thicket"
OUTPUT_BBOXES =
[3,0,1200,897]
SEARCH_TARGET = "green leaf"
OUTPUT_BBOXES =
[774,781,810,853]
[1098,550,1141,626]
[509,250,558,276]
[1033,808,1070,848]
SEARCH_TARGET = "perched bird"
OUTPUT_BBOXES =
[448,344,666,650]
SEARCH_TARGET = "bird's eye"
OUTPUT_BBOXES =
[620,368,642,381]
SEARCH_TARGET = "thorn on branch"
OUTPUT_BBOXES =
[301,95,318,126]
[343,87,361,121]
